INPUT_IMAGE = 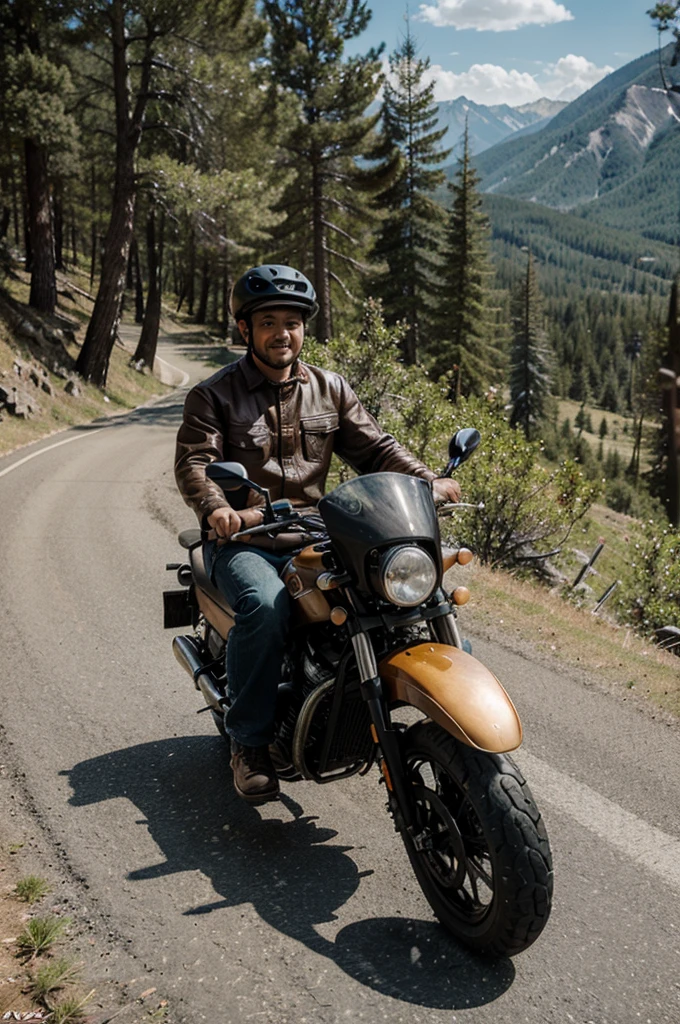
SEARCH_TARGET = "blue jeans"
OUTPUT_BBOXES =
[204,541,292,747]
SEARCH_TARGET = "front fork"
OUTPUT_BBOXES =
[352,631,416,833]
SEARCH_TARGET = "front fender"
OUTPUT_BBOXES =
[379,642,522,753]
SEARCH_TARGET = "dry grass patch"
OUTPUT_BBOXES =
[0,268,171,459]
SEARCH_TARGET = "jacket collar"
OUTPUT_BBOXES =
[238,351,309,391]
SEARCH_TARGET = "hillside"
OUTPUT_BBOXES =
[483,194,677,298]
[457,45,680,244]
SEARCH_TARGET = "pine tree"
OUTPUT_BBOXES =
[263,0,396,342]
[430,122,503,398]
[509,250,552,439]
[370,26,449,364]
[0,2,79,314]
[73,0,249,387]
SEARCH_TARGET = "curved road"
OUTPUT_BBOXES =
[1,333,679,1024]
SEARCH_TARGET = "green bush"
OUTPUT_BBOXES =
[306,301,599,569]
[619,525,680,632]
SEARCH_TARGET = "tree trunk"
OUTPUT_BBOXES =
[130,234,144,323]
[54,188,64,270]
[70,209,77,264]
[0,206,9,239]
[196,255,210,324]
[133,207,163,367]
[76,0,150,387]
[24,138,56,314]
[186,227,196,316]
[11,163,20,247]
[663,278,680,525]
[311,158,332,343]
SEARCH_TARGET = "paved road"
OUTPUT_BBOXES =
[1,332,679,1024]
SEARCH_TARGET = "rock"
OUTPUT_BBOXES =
[11,389,39,418]
[64,379,81,397]
[46,328,65,345]
[51,363,70,380]
[13,358,26,378]
[29,367,41,387]
[41,378,54,396]
[16,320,38,340]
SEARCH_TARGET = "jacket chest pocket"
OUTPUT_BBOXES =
[228,422,272,466]
[301,411,339,463]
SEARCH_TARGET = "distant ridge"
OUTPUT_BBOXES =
[460,44,680,244]
[435,96,566,156]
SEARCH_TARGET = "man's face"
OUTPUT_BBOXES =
[240,307,305,372]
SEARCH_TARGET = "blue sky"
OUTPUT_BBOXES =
[346,0,661,106]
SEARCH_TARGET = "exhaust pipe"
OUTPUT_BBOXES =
[172,635,225,711]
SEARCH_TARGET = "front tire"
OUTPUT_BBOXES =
[401,720,553,957]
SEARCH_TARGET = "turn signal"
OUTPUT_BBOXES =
[441,546,475,570]
[451,586,471,606]
[330,606,348,626]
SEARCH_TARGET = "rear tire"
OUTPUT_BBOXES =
[401,720,553,957]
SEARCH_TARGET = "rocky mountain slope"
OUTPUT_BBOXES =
[436,96,566,156]
[465,45,680,243]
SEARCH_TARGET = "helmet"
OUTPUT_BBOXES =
[230,264,318,320]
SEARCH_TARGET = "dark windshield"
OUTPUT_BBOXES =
[319,473,440,591]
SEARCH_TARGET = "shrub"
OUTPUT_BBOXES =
[619,524,680,633]
[307,301,599,569]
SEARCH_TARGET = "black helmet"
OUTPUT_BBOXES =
[230,264,318,320]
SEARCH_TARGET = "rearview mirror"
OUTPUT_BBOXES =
[443,428,482,476]
[205,461,250,492]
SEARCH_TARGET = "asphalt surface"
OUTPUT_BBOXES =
[1,332,679,1024]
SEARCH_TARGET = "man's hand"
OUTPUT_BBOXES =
[207,506,264,542]
[432,477,462,504]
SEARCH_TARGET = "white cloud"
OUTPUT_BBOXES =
[425,54,612,105]
[546,54,613,100]
[418,0,574,32]
[427,63,543,105]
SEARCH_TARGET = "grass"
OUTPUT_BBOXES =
[556,397,657,470]
[29,957,81,1006]
[450,558,680,717]
[14,875,50,904]
[48,988,95,1023]
[16,915,71,958]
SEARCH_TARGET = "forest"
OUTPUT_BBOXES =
[1,0,679,632]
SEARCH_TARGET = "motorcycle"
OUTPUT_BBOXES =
[163,428,553,957]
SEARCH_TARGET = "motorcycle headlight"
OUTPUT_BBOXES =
[379,546,438,607]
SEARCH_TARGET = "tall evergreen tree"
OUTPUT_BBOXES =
[263,0,397,342]
[429,123,503,398]
[73,0,248,388]
[510,250,552,439]
[370,25,449,364]
[0,1,78,314]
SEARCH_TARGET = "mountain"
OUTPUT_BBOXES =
[464,45,680,243]
[436,96,566,157]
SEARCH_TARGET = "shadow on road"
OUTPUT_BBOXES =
[63,736,515,1010]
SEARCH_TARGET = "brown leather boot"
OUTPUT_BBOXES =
[230,743,280,804]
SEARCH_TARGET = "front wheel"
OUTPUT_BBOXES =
[401,720,553,957]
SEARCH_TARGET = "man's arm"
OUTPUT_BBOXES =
[175,385,233,523]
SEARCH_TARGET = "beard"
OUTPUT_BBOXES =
[251,340,298,370]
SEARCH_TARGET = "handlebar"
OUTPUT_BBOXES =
[437,501,485,513]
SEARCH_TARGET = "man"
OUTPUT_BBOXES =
[175,264,460,804]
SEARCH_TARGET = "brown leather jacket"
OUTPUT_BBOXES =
[175,353,437,523]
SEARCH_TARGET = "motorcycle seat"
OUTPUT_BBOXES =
[189,542,235,618]
[178,529,202,549]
